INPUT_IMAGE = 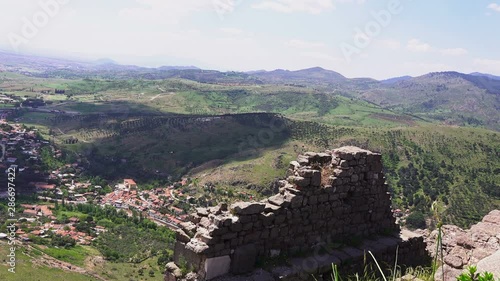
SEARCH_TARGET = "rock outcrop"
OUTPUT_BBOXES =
[166,147,429,281]
[425,210,500,281]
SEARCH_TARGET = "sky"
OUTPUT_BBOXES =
[0,0,499,79]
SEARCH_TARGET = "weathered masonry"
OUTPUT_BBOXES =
[166,147,428,281]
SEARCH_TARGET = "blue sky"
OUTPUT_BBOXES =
[0,0,499,79]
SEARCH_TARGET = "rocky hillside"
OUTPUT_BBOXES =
[425,210,500,280]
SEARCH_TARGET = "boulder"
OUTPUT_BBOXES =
[477,250,500,276]
[165,262,183,279]
[444,255,464,269]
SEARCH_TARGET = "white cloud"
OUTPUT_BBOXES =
[487,3,500,12]
[403,61,450,74]
[406,39,432,52]
[285,39,326,48]
[119,0,213,24]
[220,27,243,35]
[376,39,401,50]
[252,0,334,14]
[405,39,467,56]
[300,51,340,61]
[474,58,500,73]
[336,0,366,4]
[440,48,468,56]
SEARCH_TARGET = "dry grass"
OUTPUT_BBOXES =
[321,164,336,186]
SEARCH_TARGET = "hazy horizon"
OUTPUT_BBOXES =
[1,0,500,79]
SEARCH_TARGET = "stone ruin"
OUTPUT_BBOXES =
[166,147,428,281]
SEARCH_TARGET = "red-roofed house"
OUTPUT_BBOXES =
[124,179,137,189]
[69,217,80,223]
[39,205,53,216]
[171,207,183,215]
[23,209,37,216]
[34,182,56,191]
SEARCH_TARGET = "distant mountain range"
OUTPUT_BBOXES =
[248,67,346,83]
[1,50,499,85]
[380,76,413,84]
[0,51,498,130]
[0,51,200,73]
[470,72,500,81]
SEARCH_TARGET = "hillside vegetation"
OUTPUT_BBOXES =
[2,64,499,227]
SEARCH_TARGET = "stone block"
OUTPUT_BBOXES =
[231,244,258,274]
[175,241,204,271]
[268,194,289,207]
[270,227,280,238]
[297,156,309,165]
[290,195,304,209]
[176,229,191,243]
[351,174,359,183]
[318,195,329,203]
[329,176,341,186]
[244,231,261,243]
[208,225,229,236]
[243,222,253,231]
[264,203,281,213]
[204,255,231,280]
[317,152,332,164]
[311,171,321,187]
[196,207,209,217]
[165,262,183,280]
[289,176,310,188]
[298,169,318,178]
[239,215,252,224]
[199,217,212,229]
[261,229,270,239]
[231,202,266,215]
[289,161,301,170]
[221,232,238,240]
[275,214,286,225]
[230,222,242,232]
[180,222,197,236]
[261,213,275,226]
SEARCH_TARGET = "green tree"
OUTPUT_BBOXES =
[406,211,426,229]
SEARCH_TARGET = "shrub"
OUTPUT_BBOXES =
[50,235,76,248]
[406,211,426,229]
[457,266,498,281]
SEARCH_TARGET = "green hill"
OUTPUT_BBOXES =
[3,68,499,227]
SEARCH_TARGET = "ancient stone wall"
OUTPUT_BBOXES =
[169,147,414,280]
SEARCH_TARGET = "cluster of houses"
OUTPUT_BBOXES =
[21,204,56,219]
[0,117,193,234]
[99,179,189,227]
[0,94,16,104]
[0,119,44,182]
[0,119,99,202]
[1,204,106,245]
